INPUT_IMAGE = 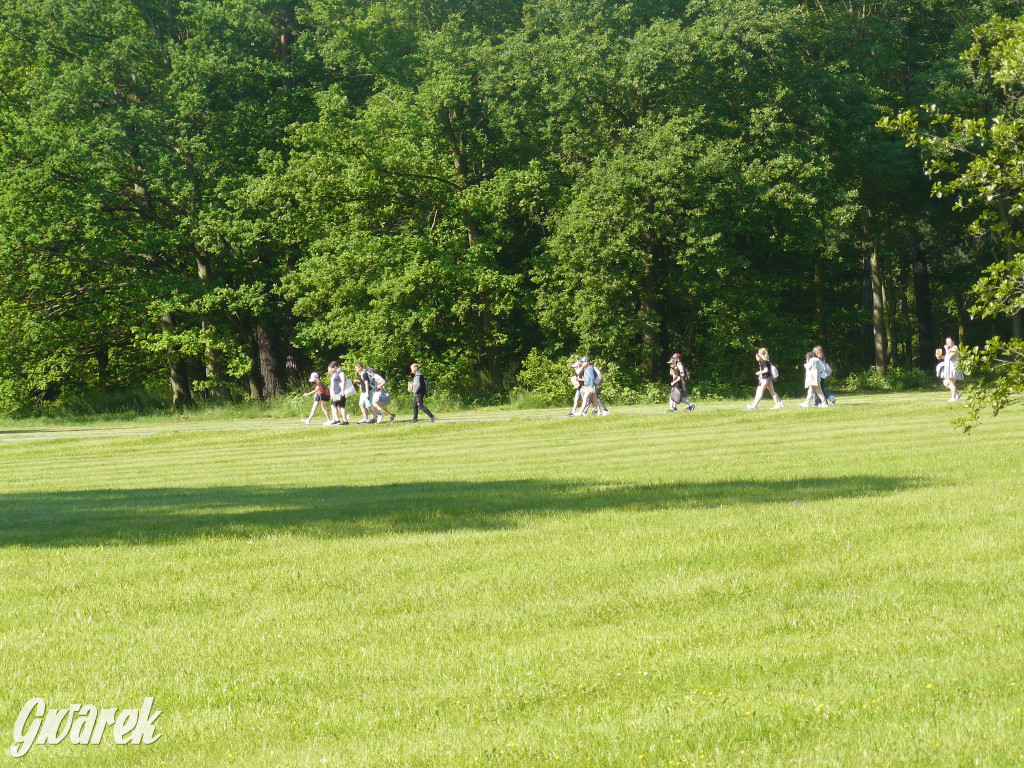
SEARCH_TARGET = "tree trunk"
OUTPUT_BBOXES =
[814,259,826,344]
[860,256,873,370]
[1013,310,1023,340]
[96,347,109,389]
[256,322,281,397]
[870,244,886,374]
[162,312,193,410]
[202,320,230,401]
[882,275,896,366]
[640,262,660,381]
[911,245,935,369]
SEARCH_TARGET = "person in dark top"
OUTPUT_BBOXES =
[667,353,696,412]
[354,362,374,423]
[747,347,784,410]
[409,362,435,422]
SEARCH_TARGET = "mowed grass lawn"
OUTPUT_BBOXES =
[1,393,1023,768]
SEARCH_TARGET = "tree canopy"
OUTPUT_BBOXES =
[0,0,1020,411]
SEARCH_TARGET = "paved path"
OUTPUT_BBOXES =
[0,394,919,444]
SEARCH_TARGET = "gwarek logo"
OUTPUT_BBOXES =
[10,697,162,757]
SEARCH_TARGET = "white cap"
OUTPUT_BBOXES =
[308,372,318,382]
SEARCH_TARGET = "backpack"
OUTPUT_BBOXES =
[421,376,429,397]
[770,363,779,381]
[315,380,329,397]
[593,366,603,387]
[677,363,690,383]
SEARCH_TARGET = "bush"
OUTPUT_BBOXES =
[833,366,936,392]
[511,351,668,407]
[511,349,575,407]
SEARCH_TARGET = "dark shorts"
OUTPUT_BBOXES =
[331,395,347,407]
[314,393,329,402]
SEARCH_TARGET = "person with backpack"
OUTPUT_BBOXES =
[747,347,784,410]
[327,361,351,425]
[590,360,610,416]
[578,357,602,416]
[800,351,829,408]
[408,362,435,422]
[811,346,836,406]
[301,371,333,425]
[667,352,696,412]
[368,367,396,424]
[354,363,374,423]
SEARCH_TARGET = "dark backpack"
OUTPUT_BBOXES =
[421,376,429,397]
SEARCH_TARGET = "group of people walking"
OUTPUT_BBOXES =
[302,361,435,426]
[568,358,611,416]
[301,340,964,426]
[744,345,837,410]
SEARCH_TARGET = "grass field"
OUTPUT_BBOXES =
[1,393,1023,767]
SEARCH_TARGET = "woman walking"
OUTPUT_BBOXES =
[942,337,964,401]
[667,353,695,412]
[747,348,783,410]
[811,346,836,405]
[801,351,828,408]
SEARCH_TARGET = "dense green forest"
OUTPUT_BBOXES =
[1,0,1022,411]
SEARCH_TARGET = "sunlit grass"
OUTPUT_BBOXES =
[1,393,1022,767]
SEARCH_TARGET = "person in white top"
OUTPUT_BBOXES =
[800,351,828,408]
[942,337,964,402]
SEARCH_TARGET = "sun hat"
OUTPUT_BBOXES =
[667,352,681,362]
[308,372,318,382]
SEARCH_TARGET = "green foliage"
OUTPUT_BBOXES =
[834,366,935,393]
[1,0,1018,413]
[884,13,1024,425]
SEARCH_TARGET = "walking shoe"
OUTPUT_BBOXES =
[429,414,436,423]
[746,404,757,410]
[799,402,809,408]
[301,417,311,424]
[323,419,334,426]
[389,414,396,423]
[601,410,610,416]
[668,407,678,412]
[341,421,350,426]
[827,395,836,404]
[375,413,383,423]
[686,403,696,412]
[772,403,785,409]
[817,403,829,408]
[411,419,419,423]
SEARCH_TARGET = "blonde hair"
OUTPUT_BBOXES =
[757,347,769,359]
[812,346,823,358]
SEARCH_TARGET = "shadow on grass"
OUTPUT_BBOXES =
[0,475,926,548]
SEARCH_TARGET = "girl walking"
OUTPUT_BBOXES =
[801,351,828,408]
[302,372,333,425]
[747,348,784,410]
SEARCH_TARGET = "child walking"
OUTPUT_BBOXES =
[302,372,333,425]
